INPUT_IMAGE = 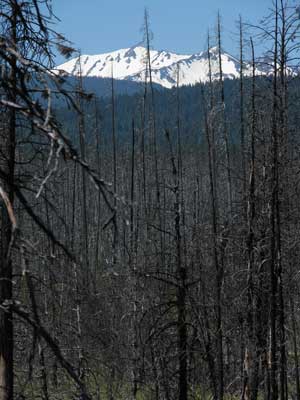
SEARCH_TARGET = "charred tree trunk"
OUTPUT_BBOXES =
[270,3,279,400]
[0,3,17,399]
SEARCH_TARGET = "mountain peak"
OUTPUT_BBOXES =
[54,45,266,88]
[209,45,219,53]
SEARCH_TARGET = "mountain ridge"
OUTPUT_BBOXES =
[54,44,267,89]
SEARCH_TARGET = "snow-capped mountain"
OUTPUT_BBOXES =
[54,45,264,89]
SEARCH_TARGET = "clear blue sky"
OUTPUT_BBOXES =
[52,0,272,62]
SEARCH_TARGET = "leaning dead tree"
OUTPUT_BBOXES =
[0,1,116,399]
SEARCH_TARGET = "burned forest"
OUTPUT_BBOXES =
[1,1,300,400]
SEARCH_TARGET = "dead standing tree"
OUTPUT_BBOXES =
[0,1,17,398]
